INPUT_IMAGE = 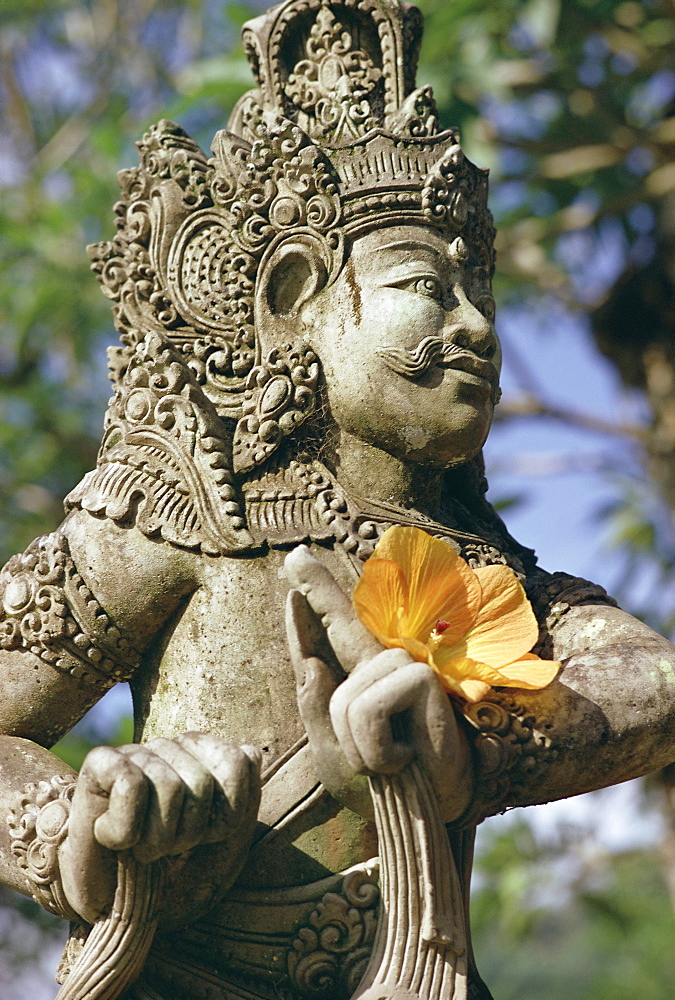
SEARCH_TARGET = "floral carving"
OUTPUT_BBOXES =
[243,457,338,545]
[161,112,344,415]
[285,5,381,141]
[422,144,471,230]
[66,333,253,556]
[0,536,69,649]
[288,864,380,998]
[233,344,320,473]
[215,111,344,254]
[7,776,78,919]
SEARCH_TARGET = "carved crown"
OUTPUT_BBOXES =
[89,0,494,422]
[227,0,489,235]
[238,0,424,139]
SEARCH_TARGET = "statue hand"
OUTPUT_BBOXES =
[285,546,472,824]
[59,733,261,924]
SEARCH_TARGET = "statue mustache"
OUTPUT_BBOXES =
[377,337,501,404]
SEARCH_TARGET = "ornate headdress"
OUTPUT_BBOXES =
[69,1,531,565]
[90,0,494,438]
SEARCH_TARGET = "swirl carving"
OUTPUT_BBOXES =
[453,695,560,827]
[287,864,380,998]
[7,776,78,919]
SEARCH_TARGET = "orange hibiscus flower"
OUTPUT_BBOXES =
[353,525,560,703]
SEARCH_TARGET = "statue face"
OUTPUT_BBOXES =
[305,225,501,469]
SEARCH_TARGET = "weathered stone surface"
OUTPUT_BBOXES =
[0,3,673,999]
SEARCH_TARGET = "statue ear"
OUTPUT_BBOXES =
[257,234,331,324]
[267,245,327,317]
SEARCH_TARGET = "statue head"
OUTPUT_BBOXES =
[90,0,499,494]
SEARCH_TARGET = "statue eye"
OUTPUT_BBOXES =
[474,293,496,322]
[409,276,443,300]
[384,274,445,301]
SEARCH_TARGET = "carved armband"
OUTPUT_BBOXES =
[455,698,559,828]
[526,569,618,659]
[0,532,142,687]
[7,775,79,919]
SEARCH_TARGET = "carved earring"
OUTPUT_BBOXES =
[232,343,320,474]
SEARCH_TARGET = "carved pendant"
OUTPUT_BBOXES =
[55,854,163,1000]
[353,763,467,1000]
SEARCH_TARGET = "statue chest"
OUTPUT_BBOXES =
[131,543,358,766]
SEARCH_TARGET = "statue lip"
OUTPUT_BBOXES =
[437,347,498,388]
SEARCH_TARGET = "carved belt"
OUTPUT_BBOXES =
[125,860,380,1000]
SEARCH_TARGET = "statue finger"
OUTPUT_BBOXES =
[286,590,354,760]
[76,746,150,853]
[285,545,381,673]
[330,654,437,775]
[328,648,414,773]
[349,668,435,775]
[142,737,216,855]
[176,734,261,843]
[116,744,186,863]
[286,588,366,790]
[407,683,473,825]
[286,588,343,706]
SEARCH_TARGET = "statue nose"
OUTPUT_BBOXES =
[445,286,497,359]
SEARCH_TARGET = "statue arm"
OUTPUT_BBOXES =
[469,593,675,819]
[532,601,673,800]
[0,508,199,742]
[0,507,200,915]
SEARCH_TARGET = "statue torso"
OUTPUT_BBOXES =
[132,542,378,888]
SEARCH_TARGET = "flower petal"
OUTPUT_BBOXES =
[433,652,507,684]
[370,526,481,644]
[398,635,435,666]
[431,654,505,702]
[456,678,492,703]
[353,558,407,646]
[493,653,560,690]
[442,564,538,667]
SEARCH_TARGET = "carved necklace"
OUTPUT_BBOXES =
[243,456,526,577]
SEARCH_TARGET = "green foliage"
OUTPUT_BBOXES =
[596,476,675,638]
[416,0,675,297]
[473,818,675,999]
[1,1,674,994]
[51,706,134,771]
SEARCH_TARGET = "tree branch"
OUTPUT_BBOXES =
[495,393,645,440]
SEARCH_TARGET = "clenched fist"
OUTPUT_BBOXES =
[285,546,473,824]
[58,732,261,924]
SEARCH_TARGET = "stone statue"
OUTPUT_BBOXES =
[1,2,673,999]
